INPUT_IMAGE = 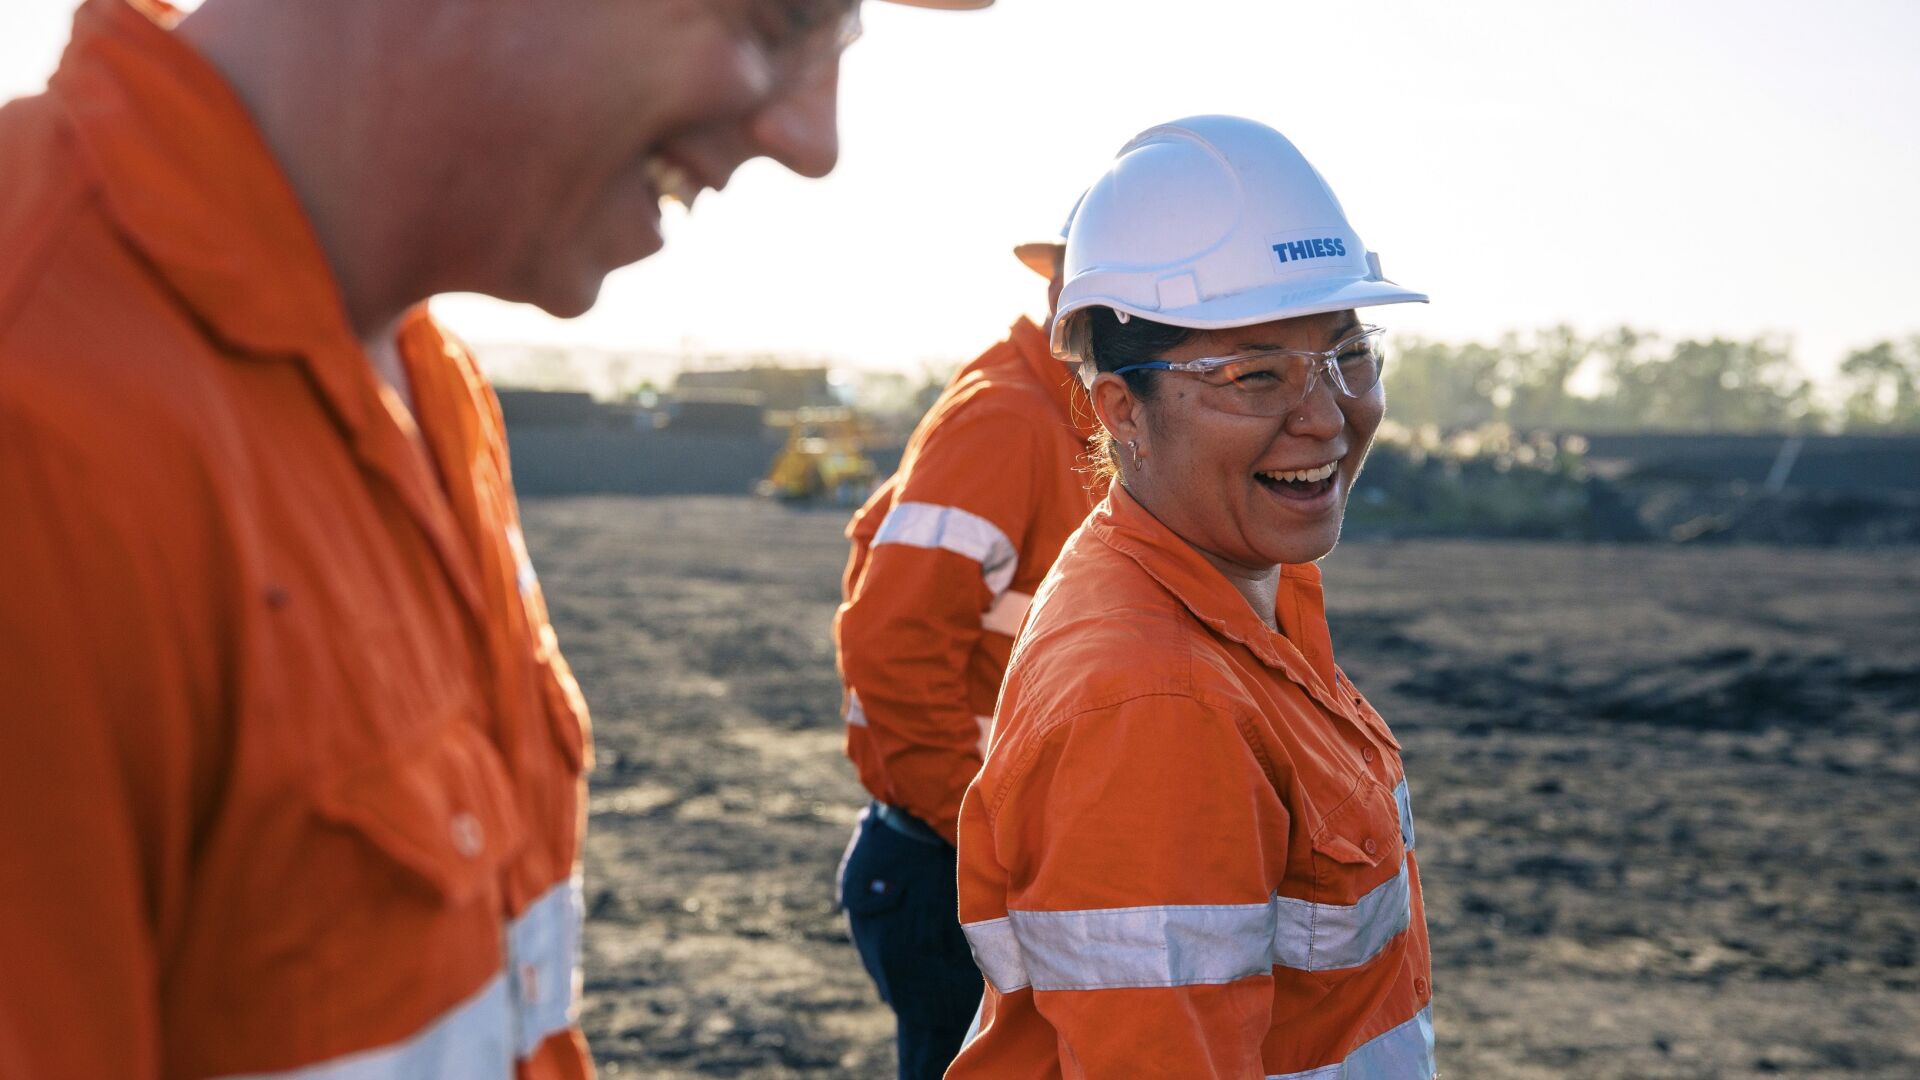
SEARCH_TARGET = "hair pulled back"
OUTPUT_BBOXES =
[1060,307,1195,481]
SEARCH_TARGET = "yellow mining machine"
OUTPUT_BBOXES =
[759,406,879,505]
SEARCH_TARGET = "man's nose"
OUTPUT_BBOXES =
[749,60,842,179]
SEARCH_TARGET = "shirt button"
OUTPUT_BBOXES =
[450,812,485,858]
[1363,837,1379,856]
[1415,977,1428,996]
[1362,746,1376,763]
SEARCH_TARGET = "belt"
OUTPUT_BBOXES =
[872,801,949,848]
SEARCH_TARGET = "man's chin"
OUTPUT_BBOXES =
[505,271,606,321]
[534,286,602,321]
[485,218,667,319]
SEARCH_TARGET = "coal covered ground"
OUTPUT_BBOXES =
[520,495,1920,1079]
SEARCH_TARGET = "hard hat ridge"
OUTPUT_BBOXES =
[1051,114,1427,361]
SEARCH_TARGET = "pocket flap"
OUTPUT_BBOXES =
[1310,779,1402,870]
[314,717,525,905]
[837,817,913,916]
[1312,830,1387,868]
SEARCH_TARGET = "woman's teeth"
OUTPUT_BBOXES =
[645,156,702,210]
[1259,462,1338,484]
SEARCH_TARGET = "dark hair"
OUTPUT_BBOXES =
[1070,307,1195,480]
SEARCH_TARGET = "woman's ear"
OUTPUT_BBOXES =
[1090,372,1144,448]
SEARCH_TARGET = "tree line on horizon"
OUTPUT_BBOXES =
[1382,326,1920,436]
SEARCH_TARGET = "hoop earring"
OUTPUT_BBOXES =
[1127,439,1145,472]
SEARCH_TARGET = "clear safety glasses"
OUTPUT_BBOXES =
[736,0,863,87]
[1111,325,1388,418]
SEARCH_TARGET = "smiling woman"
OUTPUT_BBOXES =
[1079,306,1391,570]
[948,116,1440,1079]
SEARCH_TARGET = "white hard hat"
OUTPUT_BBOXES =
[1051,115,1427,359]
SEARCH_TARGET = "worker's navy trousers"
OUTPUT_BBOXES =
[838,802,983,1080]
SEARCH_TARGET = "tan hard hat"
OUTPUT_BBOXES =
[1012,241,1063,279]
[1011,191,1084,278]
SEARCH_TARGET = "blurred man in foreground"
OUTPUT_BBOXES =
[0,0,987,1075]
[833,217,1105,1078]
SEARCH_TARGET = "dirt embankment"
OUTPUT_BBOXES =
[522,496,1920,1079]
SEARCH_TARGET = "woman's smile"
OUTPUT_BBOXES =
[1254,459,1342,509]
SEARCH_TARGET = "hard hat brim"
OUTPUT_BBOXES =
[1051,277,1428,359]
[1013,241,1063,279]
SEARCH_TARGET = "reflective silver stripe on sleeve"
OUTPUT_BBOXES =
[1266,1005,1435,1079]
[961,916,1030,992]
[508,874,584,1059]
[873,501,1018,596]
[845,690,868,728]
[213,975,514,1079]
[1394,777,1416,852]
[979,589,1033,637]
[963,858,1414,993]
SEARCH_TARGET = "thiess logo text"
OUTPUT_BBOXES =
[1273,237,1347,264]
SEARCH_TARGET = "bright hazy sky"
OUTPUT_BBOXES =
[5,0,1917,380]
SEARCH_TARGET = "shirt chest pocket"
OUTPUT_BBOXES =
[312,714,525,903]
[1290,779,1412,972]
[218,707,526,1053]
[247,710,526,1011]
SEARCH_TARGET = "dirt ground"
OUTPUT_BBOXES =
[519,495,1920,1079]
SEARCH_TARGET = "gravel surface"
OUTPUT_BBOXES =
[521,495,1920,1079]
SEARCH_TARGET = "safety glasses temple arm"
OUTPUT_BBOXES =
[1109,326,1385,378]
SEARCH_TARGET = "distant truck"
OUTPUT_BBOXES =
[759,406,878,505]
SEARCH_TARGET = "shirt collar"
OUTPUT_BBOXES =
[1088,482,1346,707]
[50,0,373,431]
[1007,315,1100,441]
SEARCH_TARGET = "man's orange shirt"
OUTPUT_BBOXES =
[0,2,592,1077]
[834,318,1103,844]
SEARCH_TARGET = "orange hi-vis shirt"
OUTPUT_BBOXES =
[0,2,591,1077]
[950,484,1435,1079]
[834,317,1103,844]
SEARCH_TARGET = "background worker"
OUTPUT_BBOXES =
[0,0,988,1076]
[833,212,1104,1079]
[950,116,1436,1077]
